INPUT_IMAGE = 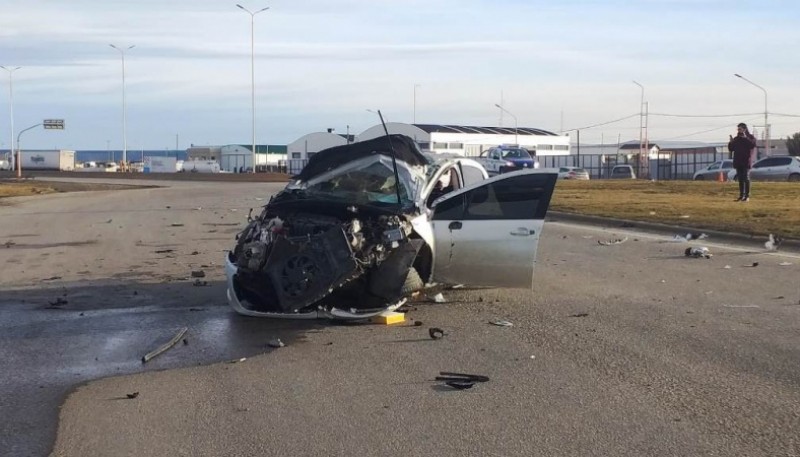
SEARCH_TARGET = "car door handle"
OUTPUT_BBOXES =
[448,221,463,230]
[510,228,534,236]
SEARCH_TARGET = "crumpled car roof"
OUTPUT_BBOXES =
[294,134,429,182]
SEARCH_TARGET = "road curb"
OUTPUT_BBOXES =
[547,211,800,252]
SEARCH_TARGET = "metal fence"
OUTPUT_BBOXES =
[279,151,730,181]
[540,149,727,180]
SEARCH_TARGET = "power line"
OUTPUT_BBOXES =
[650,112,761,118]
[659,117,761,141]
[564,113,639,132]
[772,112,800,118]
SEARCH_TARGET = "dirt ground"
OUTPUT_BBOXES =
[0,180,154,201]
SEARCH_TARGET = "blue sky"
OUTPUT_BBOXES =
[1,0,799,149]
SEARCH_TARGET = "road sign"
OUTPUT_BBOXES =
[43,119,65,130]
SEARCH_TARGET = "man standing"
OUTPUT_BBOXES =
[728,122,757,202]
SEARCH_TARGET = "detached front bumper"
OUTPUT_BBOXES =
[224,253,406,320]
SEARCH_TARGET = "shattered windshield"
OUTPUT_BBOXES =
[298,155,425,208]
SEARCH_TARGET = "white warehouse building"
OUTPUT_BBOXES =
[357,123,570,157]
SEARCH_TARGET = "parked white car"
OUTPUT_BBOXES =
[727,156,800,182]
[225,134,558,320]
[693,160,733,181]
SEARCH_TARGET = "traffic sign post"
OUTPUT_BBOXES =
[15,119,66,178]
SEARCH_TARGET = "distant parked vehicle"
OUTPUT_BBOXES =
[693,159,733,181]
[727,156,800,182]
[609,164,636,179]
[558,167,590,180]
[476,145,539,176]
[0,158,11,171]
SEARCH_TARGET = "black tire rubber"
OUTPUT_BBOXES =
[788,173,800,182]
[694,175,704,181]
[401,267,424,295]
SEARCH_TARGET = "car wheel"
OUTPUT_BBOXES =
[731,174,738,182]
[789,173,800,182]
[401,267,425,295]
[694,175,704,181]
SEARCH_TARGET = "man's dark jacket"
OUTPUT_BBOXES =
[728,134,757,169]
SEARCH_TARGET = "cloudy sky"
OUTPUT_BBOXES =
[1,0,799,150]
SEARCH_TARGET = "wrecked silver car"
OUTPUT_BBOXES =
[225,134,558,319]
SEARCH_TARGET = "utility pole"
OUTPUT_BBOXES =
[109,44,134,169]
[0,66,21,177]
[236,4,270,172]
[633,81,644,179]
[734,74,769,157]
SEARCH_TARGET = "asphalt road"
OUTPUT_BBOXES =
[1,178,799,457]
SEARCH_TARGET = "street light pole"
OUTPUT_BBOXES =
[110,44,134,169]
[632,80,644,159]
[494,103,518,144]
[734,73,769,157]
[237,4,269,173]
[0,66,21,178]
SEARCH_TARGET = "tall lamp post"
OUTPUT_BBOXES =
[0,66,21,178]
[236,4,269,172]
[494,103,518,144]
[109,44,134,168]
[632,80,645,168]
[734,73,769,157]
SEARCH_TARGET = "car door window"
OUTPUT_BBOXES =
[754,158,777,168]
[460,163,485,186]
[775,157,792,166]
[708,163,720,171]
[433,173,556,221]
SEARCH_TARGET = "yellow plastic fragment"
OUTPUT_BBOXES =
[371,311,405,325]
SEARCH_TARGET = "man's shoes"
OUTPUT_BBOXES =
[742,197,750,202]
[735,197,743,202]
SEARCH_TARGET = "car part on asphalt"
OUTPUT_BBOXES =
[765,234,783,251]
[597,237,629,246]
[685,247,712,259]
[267,338,285,348]
[141,327,188,363]
[489,320,514,327]
[435,372,490,383]
[429,328,445,339]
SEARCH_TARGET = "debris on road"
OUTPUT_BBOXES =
[105,219,113,224]
[435,372,490,389]
[569,313,589,318]
[765,234,784,251]
[673,233,708,242]
[190,251,200,256]
[42,276,62,281]
[779,262,792,266]
[47,297,68,308]
[743,262,759,268]
[191,270,206,278]
[141,327,189,364]
[414,321,424,327]
[126,392,139,399]
[489,320,514,327]
[621,222,636,228]
[267,338,285,348]
[154,249,174,254]
[724,265,732,269]
[432,293,446,303]
[192,279,209,287]
[428,328,445,339]
[4,240,16,248]
[598,237,628,246]
[450,284,464,289]
[723,304,760,308]
[371,311,405,325]
[170,223,184,227]
[229,357,246,364]
[685,247,713,259]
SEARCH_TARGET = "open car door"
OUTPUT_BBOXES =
[430,171,558,289]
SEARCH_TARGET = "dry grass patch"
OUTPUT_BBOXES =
[0,182,57,199]
[551,180,800,239]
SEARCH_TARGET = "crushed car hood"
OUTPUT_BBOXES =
[293,134,429,182]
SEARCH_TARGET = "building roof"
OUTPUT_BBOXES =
[412,124,558,137]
